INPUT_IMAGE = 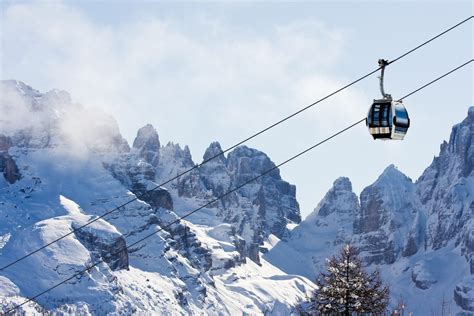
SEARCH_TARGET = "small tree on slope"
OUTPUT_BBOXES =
[310,244,390,315]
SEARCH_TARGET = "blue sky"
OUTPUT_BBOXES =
[1,1,472,217]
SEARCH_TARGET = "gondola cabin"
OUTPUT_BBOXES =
[367,58,410,140]
[366,99,410,140]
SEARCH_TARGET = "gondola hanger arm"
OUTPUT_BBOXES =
[378,59,392,101]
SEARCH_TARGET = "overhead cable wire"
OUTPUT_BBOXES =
[0,15,471,273]
[4,58,472,314]
[388,15,473,65]
[397,59,473,101]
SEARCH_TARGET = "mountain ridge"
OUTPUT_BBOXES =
[0,80,472,314]
[0,80,311,314]
[266,106,473,314]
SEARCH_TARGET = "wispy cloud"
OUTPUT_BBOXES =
[1,1,360,148]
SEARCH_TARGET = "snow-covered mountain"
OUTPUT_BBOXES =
[1,80,472,315]
[0,81,312,314]
[267,106,474,314]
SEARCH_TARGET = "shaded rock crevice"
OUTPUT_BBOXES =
[72,223,129,271]
[0,134,21,184]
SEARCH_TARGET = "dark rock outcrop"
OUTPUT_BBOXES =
[225,145,301,238]
[0,134,20,184]
[314,177,358,218]
[411,261,437,290]
[454,278,474,312]
[72,221,129,271]
[139,188,173,211]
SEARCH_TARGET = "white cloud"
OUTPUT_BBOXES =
[1,1,358,144]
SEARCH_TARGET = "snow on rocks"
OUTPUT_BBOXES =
[132,124,160,167]
[411,261,437,289]
[417,106,473,254]
[353,164,425,265]
[0,275,19,297]
[454,276,474,312]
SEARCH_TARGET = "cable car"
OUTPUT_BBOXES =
[366,59,410,140]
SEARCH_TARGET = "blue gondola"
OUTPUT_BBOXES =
[366,59,410,140]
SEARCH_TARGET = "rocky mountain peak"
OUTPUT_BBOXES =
[203,141,226,163]
[377,164,413,185]
[156,142,195,187]
[332,176,352,191]
[227,146,281,183]
[353,165,423,264]
[133,124,160,167]
[307,177,358,221]
[160,142,194,167]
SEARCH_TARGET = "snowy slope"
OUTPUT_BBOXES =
[0,80,313,314]
[264,177,358,281]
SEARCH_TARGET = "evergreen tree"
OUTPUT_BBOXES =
[310,244,390,315]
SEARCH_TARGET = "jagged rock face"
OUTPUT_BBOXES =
[226,146,301,235]
[149,209,213,273]
[158,142,195,189]
[0,80,130,154]
[417,107,474,254]
[310,177,358,219]
[353,165,424,265]
[178,143,301,237]
[199,142,231,198]
[105,155,173,211]
[174,143,300,263]
[133,124,160,167]
[306,177,359,246]
[0,135,21,184]
[72,222,129,271]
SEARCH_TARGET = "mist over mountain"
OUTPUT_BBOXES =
[0,81,472,314]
